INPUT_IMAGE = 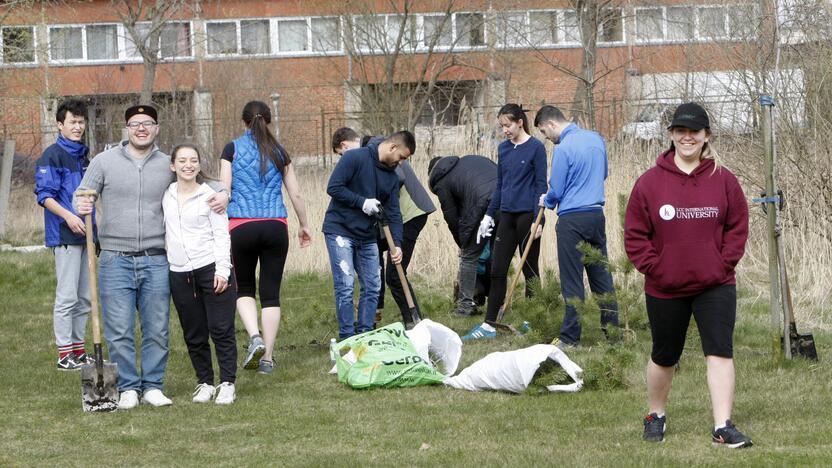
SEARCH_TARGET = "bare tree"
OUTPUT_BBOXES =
[337,0,472,135]
[112,0,189,103]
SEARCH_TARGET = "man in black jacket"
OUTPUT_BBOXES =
[428,155,497,316]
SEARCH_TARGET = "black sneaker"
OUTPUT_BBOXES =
[643,413,666,442]
[712,420,753,448]
[57,354,82,371]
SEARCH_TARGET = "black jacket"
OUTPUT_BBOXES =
[428,155,497,248]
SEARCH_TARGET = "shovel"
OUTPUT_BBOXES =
[488,208,545,335]
[376,208,420,327]
[777,227,818,360]
[77,190,119,412]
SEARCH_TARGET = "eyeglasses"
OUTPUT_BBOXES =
[126,120,157,129]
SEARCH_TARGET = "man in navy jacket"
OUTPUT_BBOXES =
[34,99,95,371]
[322,131,414,339]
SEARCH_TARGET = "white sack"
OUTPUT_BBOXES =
[405,319,463,377]
[443,344,583,393]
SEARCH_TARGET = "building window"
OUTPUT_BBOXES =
[86,24,118,60]
[635,8,664,42]
[206,22,237,55]
[312,17,340,51]
[386,15,418,50]
[160,22,191,57]
[278,19,308,52]
[2,26,35,63]
[560,11,580,43]
[423,15,452,47]
[455,13,485,47]
[697,6,727,40]
[50,27,83,61]
[241,20,270,54]
[728,4,757,39]
[667,7,694,41]
[125,22,192,59]
[529,11,557,46]
[599,8,623,43]
[495,12,528,47]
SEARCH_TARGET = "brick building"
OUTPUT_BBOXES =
[0,0,815,160]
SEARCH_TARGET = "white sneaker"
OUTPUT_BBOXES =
[192,383,215,403]
[141,388,173,407]
[117,390,139,410]
[214,382,236,405]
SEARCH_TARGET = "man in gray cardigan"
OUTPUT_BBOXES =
[75,105,228,410]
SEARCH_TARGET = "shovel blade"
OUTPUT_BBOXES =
[81,362,119,412]
[792,333,818,361]
[487,320,523,336]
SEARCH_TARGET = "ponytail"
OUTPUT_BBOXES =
[241,100,291,177]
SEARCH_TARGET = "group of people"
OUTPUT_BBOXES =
[35,97,752,447]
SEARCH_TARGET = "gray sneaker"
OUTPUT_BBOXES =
[242,336,266,370]
[257,358,275,375]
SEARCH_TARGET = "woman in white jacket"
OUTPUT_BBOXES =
[163,144,237,405]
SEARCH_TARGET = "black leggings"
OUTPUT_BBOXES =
[230,220,288,308]
[485,211,541,322]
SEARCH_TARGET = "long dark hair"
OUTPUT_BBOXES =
[170,143,214,183]
[498,103,529,135]
[241,100,291,177]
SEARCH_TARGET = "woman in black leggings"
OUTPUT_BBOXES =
[462,104,547,341]
[220,100,311,375]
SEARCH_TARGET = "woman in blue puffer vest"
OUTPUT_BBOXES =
[220,100,312,376]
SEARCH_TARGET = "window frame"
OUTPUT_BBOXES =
[1,25,37,65]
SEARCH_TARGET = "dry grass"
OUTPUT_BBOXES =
[4,136,830,330]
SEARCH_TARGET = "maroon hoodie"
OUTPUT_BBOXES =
[624,149,749,298]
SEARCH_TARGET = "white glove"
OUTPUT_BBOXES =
[476,215,495,244]
[362,198,381,216]
[539,193,547,208]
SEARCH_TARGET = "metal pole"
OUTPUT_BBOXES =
[0,140,15,238]
[760,96,785,361]
[270,93,281,140]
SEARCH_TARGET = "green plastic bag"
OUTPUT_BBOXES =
[335,322,445,389]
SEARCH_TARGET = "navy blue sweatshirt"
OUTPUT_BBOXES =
[487,137,548,217]
[322,145,403,245]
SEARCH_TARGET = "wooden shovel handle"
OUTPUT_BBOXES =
[381,224,415,309]
[83,205,102,346]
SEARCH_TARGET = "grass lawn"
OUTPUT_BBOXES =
[1,250,830,467]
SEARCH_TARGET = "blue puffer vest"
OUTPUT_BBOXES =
[227,132,288,218]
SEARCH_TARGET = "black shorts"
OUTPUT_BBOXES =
[646,284,736,366]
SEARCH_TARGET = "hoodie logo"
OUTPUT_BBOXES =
[659,205,676,220]
[660,204,720,221]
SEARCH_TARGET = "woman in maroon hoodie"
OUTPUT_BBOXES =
[624,103,752,448]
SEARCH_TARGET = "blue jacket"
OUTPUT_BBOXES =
[543,123,608,215]
[227,132,288,219]
[34,143,94,247]
[322,145,403,245]
[487,137,547,217]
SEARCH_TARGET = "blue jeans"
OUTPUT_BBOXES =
[325,234,381,339]
[98,251,170,392]
[556,210,619,345]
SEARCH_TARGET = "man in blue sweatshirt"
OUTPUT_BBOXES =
[322,131,414,339]
[535,105,619,347]
[34,99,95,371]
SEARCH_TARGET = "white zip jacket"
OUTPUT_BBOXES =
[163,182,231,280]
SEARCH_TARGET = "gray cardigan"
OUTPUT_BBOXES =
[75,142,173,252]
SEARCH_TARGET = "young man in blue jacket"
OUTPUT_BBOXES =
[322,131,414,339]
[535,105,619,347]
[34,99,95,371]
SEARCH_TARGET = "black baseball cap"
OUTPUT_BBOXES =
[667,102,709,131]
[125,105,158,123]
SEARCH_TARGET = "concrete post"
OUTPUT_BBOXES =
[193,89,215,175]
[0,140,16,238]
[40,97,58,151]
[270,93,280,140]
